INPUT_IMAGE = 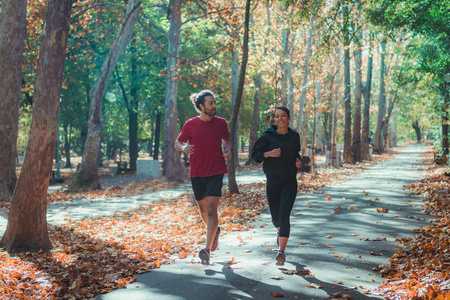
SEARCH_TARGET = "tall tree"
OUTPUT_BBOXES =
[342,3,352,163]
[0,0,27,201]
[0,0,72,253]
[228,0,251,194]
[162,0,185,182]
[361,36,373,160]
[373,39,387,154]
[68,0,141,191]
[351,10,363,163]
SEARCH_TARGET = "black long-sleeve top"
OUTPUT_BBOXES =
[251,125,301,186]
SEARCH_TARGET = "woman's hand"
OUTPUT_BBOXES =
[264,148,281,158]
[296,158,302,168]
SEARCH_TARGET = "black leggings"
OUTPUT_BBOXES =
[266,182,297,238]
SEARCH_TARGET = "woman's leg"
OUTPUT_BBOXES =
[266,185,283,230]
[278,182,298,251]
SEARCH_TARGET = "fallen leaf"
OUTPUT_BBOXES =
[327,195,332,201]
[270,292,284,297]
[306,283,324,289]
[270,276,284,280]
[326,234,333,239]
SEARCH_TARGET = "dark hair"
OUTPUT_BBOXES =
[190,90,215,113]
[265,106,291,125]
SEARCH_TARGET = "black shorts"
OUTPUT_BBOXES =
[191,174,224,201]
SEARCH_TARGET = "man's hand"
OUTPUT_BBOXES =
[223,148,232,160]
[183,144,195,155]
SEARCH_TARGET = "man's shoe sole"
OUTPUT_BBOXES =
[199,249,210,265]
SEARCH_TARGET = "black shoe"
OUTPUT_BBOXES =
[199,248,210,265]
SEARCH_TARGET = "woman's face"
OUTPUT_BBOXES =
[274,109,290,128]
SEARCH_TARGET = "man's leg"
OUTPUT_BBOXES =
[196,198,208,224]
[205,195,220,250]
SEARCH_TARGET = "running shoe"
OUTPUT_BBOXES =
[211,227,221,251]
[199,248,210,265]
[276,250,286,266]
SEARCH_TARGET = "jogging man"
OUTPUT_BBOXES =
[175,90,232,265]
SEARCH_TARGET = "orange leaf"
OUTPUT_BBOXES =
[326,195,332,201]
[270,292,284,297]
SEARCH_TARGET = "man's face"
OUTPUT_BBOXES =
[201,95,217,117]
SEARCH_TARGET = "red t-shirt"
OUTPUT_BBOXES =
[177,116,230,178]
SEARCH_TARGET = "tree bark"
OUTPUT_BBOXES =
[68,0,141,191]
[0,0,27,201]
[343,4,352,164]
[0,0,72,253]
[162,0,185,182]
[362,38,373,160]
[228,0,251,194]
[374,39,387,154]
[351,34,363,163]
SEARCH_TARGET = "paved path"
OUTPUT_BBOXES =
[0,144,429,299]
[94,143,430,300]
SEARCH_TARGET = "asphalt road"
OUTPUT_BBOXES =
[96,143,430,300]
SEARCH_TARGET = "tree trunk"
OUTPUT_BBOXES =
[0,0,72,253]
[443,91,450,158]
[412,120,421,142]
[245,73,261,165]
[63,124,72,168]
[0,0,27,201]
[129,39,139,171]
[153,112,162,161]
[129,110,138,170]
[314,80,322,151]
[390,112,398,147]
[326,73,336,151]
[301,109,308,156]
[351,35,363,163]
[162,0,184,182]
[228,0,251,194]
[230,49,240,167]
[280,8,290,107]
[343,5,352,164]
[374,39,387,154]
[295,14,315,133]
[362,37,373,160]
[68,1,141,191]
